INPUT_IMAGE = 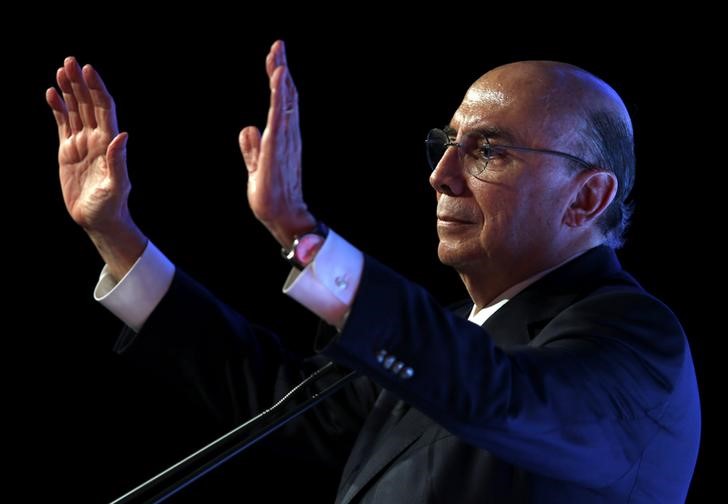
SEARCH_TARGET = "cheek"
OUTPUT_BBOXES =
[471,169,572,250]
[476,185,553,244]
[517,183,570,236]
[475,195,514,249]
[473,181,517,225]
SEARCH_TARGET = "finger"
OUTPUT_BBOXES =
[239,126,261,173]
[282,66,299,119]
[265,50,275,79]
[64,56,98,129]
[279,40,288,67]
[265,66,287,137]
[263,66,299,178]
[45,87,71,140]
[276,65,300,137]
[106,132,129,182]
[265,39,284,79]
[57,66,83,133]
[282,69,301,154]
[83,64,118,136]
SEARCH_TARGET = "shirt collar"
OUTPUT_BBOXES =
[467,247,595,326]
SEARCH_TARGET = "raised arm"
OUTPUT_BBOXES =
[239,40,317,249]
[46,57,146,280]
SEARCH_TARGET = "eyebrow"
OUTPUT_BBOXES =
[445,124,519,144]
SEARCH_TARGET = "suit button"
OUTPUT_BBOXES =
[376,350,388,363]
[399,367,414,379]
[391,361,404,373]
[383,355,396,369]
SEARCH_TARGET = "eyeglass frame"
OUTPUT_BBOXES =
[425,127,593,176]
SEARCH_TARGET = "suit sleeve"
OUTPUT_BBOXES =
[112,268,379,467]
[320,255,696,487]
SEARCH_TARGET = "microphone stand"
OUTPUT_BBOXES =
[110,362,357,503]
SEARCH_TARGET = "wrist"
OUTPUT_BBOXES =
[282,220,328,269]
[271,212,318,248]
[87,223,147,281]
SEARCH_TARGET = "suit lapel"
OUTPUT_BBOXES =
[337,390,400,490]
[473,246,626,346]
[339,402,432,504]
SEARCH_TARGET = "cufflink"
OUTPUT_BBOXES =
[334,275,348,289]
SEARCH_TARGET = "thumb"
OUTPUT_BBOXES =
[106,132,129,181]
[239,126,261,173]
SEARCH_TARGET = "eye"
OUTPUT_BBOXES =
[481,145,498,159]
[480,142,509,161]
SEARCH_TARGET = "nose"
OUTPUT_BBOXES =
[429,144,466,196]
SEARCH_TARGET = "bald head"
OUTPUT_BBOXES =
[460,61,636,247]
[463,61,631,145]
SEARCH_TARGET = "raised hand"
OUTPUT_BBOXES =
[239,41,316,248]
[47,57,145,279]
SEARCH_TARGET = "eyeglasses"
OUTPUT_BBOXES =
[425,128,593,177]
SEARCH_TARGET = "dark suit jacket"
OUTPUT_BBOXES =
[114,245,700,502]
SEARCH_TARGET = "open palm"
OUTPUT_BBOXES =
[47,57,129,232]
[239,41,315,247]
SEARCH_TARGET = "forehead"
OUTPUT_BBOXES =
[450,77,576,146]
[452,85,508,124]
[451,86,532,144]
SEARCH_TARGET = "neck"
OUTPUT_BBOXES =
[459,242,600,311]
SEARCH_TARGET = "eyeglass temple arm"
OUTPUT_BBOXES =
[497,144,593,169]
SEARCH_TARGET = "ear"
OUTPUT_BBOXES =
[564,171,618,228]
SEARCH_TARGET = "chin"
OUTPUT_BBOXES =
[437,242,479,270]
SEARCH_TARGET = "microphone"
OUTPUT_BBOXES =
[110,362,357,503]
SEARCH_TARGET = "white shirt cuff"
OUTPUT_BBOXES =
[283,229,363,328]
[94,241,176,332]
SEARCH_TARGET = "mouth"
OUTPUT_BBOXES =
[437,214,474,225]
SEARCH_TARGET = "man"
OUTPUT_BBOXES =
[47,40,700,502]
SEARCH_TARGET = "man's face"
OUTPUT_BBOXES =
[430,67,584,279]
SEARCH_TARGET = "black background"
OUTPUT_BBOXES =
[12,17,708,502]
